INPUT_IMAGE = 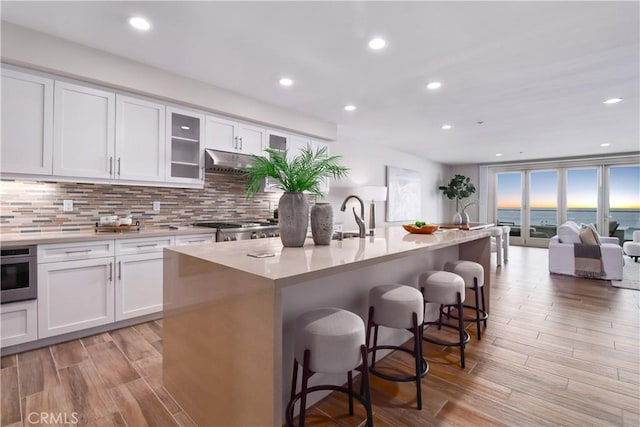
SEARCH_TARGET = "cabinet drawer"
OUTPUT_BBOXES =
[1,300,38,348]
[174,233,217,246]
[38,240,114,263]
[115,236,174,255]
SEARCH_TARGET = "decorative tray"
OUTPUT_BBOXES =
[402,224,439,234]
[95,221,140,233]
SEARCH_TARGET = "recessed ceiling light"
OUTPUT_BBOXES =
[344,105,357,112]
[496,153,503,157]
[368,37,387,50]
[426,81,442,90]
[603,98,622,104]
[601,143,611,147]
[441,124,452,130]
[279,77,294,87]
[181,126,190,130]
[129,16,151,31]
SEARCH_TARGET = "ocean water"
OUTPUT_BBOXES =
[497,208,640,239]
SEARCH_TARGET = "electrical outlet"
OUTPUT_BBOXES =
[152,201,161,212]
[63,200,73,212]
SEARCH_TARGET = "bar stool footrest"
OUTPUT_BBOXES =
[442,304,488,323]
[368,345,429,382]
[286,384,371,426]
[422,322,471,347]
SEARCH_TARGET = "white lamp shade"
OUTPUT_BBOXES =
[359,186,388,202]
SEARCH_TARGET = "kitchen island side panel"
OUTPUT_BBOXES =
[163,249,278,426]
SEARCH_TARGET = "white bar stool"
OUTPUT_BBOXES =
[419,271,470,369]
[366,284,428,410]
[489,226,503,266]
[444,260,488,340]
[286,307,373,427]
[502,225,511,262]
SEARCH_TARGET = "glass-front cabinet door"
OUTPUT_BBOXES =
[166,107,204,186]
[264,130,289,192]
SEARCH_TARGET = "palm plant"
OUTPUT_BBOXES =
[245,145,349,197]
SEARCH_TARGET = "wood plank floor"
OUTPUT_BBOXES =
[2,246,639,426]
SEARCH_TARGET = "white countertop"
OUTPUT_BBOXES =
[0,226,218,247]
[166,226,491,285]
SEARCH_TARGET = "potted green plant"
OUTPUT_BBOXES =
[438,174,477,225]
[245,145,349,247]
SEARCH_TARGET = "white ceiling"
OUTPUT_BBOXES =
[2,1,638,165]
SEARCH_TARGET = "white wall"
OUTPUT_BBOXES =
[0,22,336,140]
[322,140,449,230]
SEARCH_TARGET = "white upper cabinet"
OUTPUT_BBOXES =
[166,107,204,185]
[1,69,54,175]
[238,123,266,156]
[205,115,265,156]
[287,135,312,161]
[115,95,166,182]
[53,81,115,179]
[205,116,238,153]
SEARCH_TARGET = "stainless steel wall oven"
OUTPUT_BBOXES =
[1,245,37,304]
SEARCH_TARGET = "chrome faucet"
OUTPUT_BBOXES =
[340,195,366,238]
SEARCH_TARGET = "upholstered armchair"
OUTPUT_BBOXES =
[548,221,624,281]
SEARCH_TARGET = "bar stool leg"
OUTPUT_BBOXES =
[372,325,379,368]
[457,292,466,369]
[412,312,422,410]
[473,278,482,340]
[481,287,488,328]
[290,359,299,402]
[347,371,354,416]
[359,345,374,427]
[299,350,311,427]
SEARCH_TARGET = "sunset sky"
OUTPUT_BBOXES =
[496,166,640,209]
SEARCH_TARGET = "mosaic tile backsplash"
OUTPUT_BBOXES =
[0,172,286,233]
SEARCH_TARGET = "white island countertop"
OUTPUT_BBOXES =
[166,226,491,286]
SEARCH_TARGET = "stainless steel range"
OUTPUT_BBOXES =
[194,221,280,242]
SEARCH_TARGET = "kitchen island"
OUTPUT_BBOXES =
[162,226,491,426]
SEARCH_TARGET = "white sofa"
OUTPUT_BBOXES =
[548,221,624,281]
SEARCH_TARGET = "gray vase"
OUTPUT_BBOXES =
[278,192,309,247]
[310,203,334,245]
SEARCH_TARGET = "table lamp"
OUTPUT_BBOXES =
[359,186,388,235]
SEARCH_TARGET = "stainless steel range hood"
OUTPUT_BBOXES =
[204,149,254,173]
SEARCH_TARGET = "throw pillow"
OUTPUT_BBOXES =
[579,226,599,246]
[580,223,602,245]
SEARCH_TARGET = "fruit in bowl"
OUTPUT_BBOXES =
[402,222,439,234]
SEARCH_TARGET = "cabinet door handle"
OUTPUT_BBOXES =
[233,136,238,149]
[109,262,113,282]
[136,243,158,248]
[65,249,91,255]
[109,157,113,175]
[188,240,205,244]
[239,137,243,150]
[118,261,122,280]
[117,158,121,176]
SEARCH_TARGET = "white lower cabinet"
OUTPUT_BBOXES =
[116,253,163,321]
[38,257,115,338]
[9,233,216,346]
[0,300,38,347]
